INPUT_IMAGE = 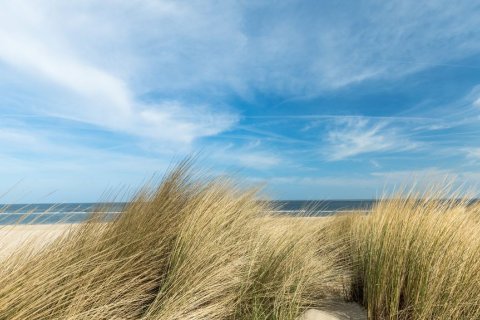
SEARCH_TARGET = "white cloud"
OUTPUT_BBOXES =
[269,175,379,188]
[325,118,418,160]
[370,168,480,197]
[3,0,479,103]
[1,0,480,201]
[474,98,480,108]
[236,153,280,169]
[465,85,480,110]
[0,125,174,202]
[464,148,480,161]
[0,128,40,148]
[1,0,479,146]
[0,0,238,144]
[371,168,455,184]
[206,142,282,170]
[258,166,480,199]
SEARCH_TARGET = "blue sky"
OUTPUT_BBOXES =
[1,0,480,202]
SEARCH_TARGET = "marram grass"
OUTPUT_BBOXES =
[3,162,480,320]
[0,162,343,320]
[332,190,480,319]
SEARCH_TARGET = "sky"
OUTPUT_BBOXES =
[1,0,480,202]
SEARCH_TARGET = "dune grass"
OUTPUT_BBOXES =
[333,191,480,319]
[3,161,480,319]
[0,162,344,320]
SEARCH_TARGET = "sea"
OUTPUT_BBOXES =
[0,200,377,225]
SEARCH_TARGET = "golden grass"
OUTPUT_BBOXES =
[0,162,344,320]
[332,192,480,319]
[3,161,480,319]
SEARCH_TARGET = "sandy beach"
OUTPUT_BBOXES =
[0,224,72,259]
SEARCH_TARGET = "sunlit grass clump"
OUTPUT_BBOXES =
[3,161,480,320]
[335,189,480,319]
[0,162,342,320]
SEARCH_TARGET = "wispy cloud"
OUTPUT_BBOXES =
[1,1,480,201]
[325,118,418,161]
[237,0,480,91]
[266,167,480,199]
[0,128,41,149]
[206,141,282,171]
[235,153,280,170]
[1,0,479,144]
[371,168,455,184]
[370,168,480,197]
[464,148,480,162]
[0,126,175,202]
[3,0,479,102]
[0,1,238,144]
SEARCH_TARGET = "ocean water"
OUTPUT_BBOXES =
[0,200,377,225]
[269,200,376,213]
[0,203,125,225]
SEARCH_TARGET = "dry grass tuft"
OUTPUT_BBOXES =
[0,161,344,320]
[6,162,479,319]
[333,190,480,319]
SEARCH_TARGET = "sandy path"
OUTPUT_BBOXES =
[302,303,367,320]
[0,224,73,259]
